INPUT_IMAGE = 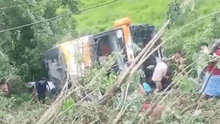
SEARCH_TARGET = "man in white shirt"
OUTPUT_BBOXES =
[152,57,170,92]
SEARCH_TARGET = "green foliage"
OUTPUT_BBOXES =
[167,0,186,27]
[0,0,78,82]
[0,94,32,112]
[63,97,76,115]
[129,69,142,92]
[0,0,79,95]
[178,77,195,93]
[110,89,146,123]
[132,43,142,55]
[0,54,18,82]
[82,54,117,91]
[161,110,209,124]
[165,0,220,66]
[0,94,47,123]
[0,110,7,119]
[193,46,210,75]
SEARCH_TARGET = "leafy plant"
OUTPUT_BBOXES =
[178,77,195,93]
[161,110,208,124]
[63,97,76,115]
[82,53,118,91]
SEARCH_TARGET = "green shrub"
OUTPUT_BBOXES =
[0,94,32,112]
[178,77,195,93]
[63,97,76,115]
[161,110,209,124]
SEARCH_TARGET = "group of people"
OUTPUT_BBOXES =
[149,39,220,99]
[4,41,220,104]
[141,52,185,94]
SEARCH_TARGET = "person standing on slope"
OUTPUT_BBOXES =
[151,58,170,92]
[201,39,220,98]
[36,77,48,104]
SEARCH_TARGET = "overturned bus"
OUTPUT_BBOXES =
[40,17,165,95]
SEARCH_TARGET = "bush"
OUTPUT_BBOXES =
[63,97,76,116]
[0,93,32,112]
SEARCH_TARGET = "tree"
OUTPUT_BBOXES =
[0,0,78,84]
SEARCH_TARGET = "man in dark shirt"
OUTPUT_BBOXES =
[36,77,48,103]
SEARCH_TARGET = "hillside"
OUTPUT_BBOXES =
[75,0,173,35]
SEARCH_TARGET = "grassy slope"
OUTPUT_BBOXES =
[75,0,173,36]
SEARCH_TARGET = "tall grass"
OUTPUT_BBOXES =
[75,0,173,35]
